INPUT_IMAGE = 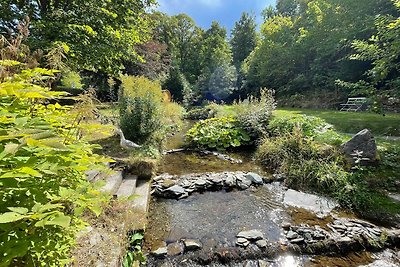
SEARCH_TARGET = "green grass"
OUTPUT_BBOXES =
[274,109,400,137]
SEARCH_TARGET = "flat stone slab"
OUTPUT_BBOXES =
[115,175,137,198]
[100,171,123,195]
[283,189,339,214]
[237,230,264,240]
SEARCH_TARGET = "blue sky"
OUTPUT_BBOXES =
[157,0,276,33]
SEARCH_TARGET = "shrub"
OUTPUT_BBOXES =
[185,117,250,150]
[256,129,346,191]
[119,76,165,145]
[234,89,276,140]
[60,70,84,89]
[268,114,331,138]
[184,106,213,120]
[164,101,184,133]
[0,66,110,266]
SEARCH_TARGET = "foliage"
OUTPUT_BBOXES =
[0,0,156,74]
[162,67,192,104]
[0,64,110,266]
[208,62,238,100]
[230,12,258,68]
[60,70,84,89]
[122,232,146,267]
[337,0,400,109]
[268,114,331,137]
[119,75,165,145]
[184,106,213,120]
[164,101,184,133]
[234,89,276,140]
[185,117,250,150]
[256,129,346,190]
[245,0,395,99]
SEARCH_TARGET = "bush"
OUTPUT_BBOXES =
[256,129,346,191]
[234,89,276,140]
[164,101,184,132]
[0,66,110,266]
[184,106,213,120]
[185,117,250,150]
[60,70,84,89]
[119,76,166,145]
[268,114,331,138]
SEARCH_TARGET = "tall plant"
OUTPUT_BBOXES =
[0,34,110,266]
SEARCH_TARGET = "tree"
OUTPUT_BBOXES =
[340,0,400,106]
[276,0,300,17]
[230,12,258,68]
[0,0,156,74]
[162,67,192,103]
[208,62,238,100]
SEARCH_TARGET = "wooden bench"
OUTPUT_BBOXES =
[340,97,367,112]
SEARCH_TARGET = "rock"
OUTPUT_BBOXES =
[245,172,264,185]
[338,236,352,243]
[167,242,184,256]
[152,247,168,257]
[161,179,176,188]
[255,239,268,248]
[236,175,253,190]
[281,222,291,230]
[166,185,186,197]
[258,260,268,267]
[183,239,202,250]
[290,238,305,244]
[286,230,299,240]
[341,129,378,166]
[195,179,207,187]
[236,237,250,247]
[224,175,236,187]
[237,230,264,240]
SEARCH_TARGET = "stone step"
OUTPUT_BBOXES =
[115,175,138,198]
[85,170,101,182]
[130,179,152,230]
[100,171,123,195]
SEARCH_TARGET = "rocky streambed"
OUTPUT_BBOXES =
[143,124,399,266]
[144,165,400,266]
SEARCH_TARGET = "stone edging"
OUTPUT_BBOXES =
[151,171,264,199]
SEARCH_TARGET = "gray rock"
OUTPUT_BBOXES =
[237,175,252,190]
[152,247,168,257]
[195,179,207,187]
[255,239,268,248]
[286,230,298,240]
[258,260,268,267]
[237,230,264,240]
[338,236,352,243]
[167,242,184,256]
[166,185,186,196]
[290,238,305,243]
[224,175,236,187]
[183,239,202,250]
[281,222,291,230]
[236,237,250,247]
[245,172,264,185]
[341,129,378,165]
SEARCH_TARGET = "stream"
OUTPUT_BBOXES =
[143,121,400,267]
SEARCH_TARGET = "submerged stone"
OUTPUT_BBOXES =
[167,242,184,256]
[237,230,264,240]
[183,239,202,250]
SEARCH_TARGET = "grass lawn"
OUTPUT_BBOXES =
[274,109,400,137]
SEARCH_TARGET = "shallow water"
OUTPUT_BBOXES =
[145,184,287,252]
[145,120,399,267]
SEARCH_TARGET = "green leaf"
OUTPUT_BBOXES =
[8,207,29,215]
[45,214,71,228]
[19,167,42,177]
[0,212,27,223]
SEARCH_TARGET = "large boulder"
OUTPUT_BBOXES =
[341,129,378,166]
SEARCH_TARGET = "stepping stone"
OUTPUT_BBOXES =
[183,239,202,250]
[237,230,264,240]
